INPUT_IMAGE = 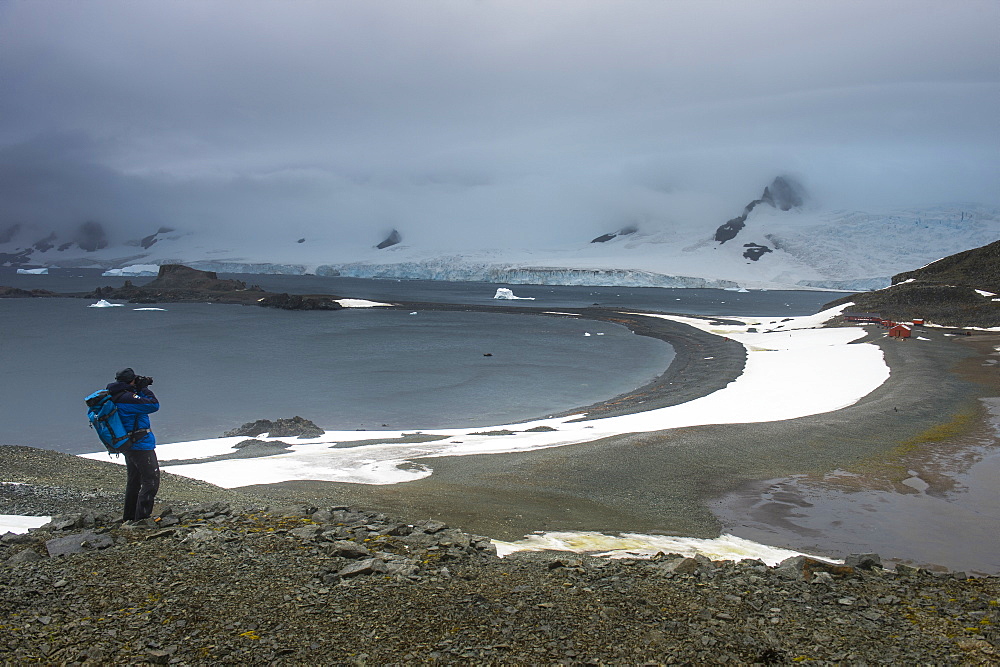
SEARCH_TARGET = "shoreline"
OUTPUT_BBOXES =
[232,312,999,572]
[10,295,998,573]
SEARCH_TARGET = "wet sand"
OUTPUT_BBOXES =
[714,335,1000,574]
[244,308,1000,571]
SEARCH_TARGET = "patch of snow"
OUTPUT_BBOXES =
[0,515,50,534]
[975,289,996,297]
[493,531,836,565]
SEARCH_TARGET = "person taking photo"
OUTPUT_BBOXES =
[107,367,160,522]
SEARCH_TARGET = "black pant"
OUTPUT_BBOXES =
[123,449,160,521]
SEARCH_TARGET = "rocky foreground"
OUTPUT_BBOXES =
[2,481,998,664]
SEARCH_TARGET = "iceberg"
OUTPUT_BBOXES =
[16,268,48,275]
[494,287,535,300]
[102,264,160,277]
[88,299,124,308]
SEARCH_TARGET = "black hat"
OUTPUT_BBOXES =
[115,368,136,382]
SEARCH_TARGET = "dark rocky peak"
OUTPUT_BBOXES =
[761,176,805,211]
[590,224,639,244]
[376,229,401,249]
[32,232,57,252]
[146,264,248,291]
[75,221,108,252]
[714,175,805,243]
[136,226,175,250]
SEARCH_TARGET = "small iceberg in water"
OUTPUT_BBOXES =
[494,287,535,301]
[88,299,124,308]
[133,307,167,311]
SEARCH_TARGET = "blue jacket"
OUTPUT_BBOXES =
[107,381,159,450]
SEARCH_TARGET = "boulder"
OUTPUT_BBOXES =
[339,558,387,577]
[845,553,883,570]
[45,531,114,557]
[775,555,855,581]
[328,540,372,559]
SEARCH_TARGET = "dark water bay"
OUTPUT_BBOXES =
[2,299,674,453]
[1,273,848,454]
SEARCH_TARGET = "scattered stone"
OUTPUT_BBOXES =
[1,459,997,664]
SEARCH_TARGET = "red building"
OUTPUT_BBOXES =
[889,323,912,339]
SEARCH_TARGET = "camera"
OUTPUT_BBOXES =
[134,376,154,390]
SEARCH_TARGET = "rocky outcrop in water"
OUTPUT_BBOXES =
[256,292,343,310]
[224,417,325,439]
[0,286,58,298]
[81,264,344,311]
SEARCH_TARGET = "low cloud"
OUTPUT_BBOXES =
[1,1,997,250]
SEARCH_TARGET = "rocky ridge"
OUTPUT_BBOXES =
[825,239,1000,327]
[2,446,998,664]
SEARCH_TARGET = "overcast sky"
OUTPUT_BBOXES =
[1,0,997,248]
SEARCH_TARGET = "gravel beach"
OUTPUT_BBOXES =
[2,462,998,664]
[240,310,999,570]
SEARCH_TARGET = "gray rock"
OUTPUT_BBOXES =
[417,519,448,534]
[45,530,114,557]
[328,540,372,559]
[384,561,419,577]
[8,548,44,563]
[655,557,699,575]
[845,553,882,570]
[339,558,387,578]
[181,528,223,544]
[289,526,324,540]
[1,532,40,545]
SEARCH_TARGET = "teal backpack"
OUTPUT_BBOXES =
[86,389,136,455]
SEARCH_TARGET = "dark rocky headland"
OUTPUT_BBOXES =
[825,239,1000,328]
[2,446,998,664]
[0,264,345,311]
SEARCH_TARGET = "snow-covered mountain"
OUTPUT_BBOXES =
[3,178,998,290]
